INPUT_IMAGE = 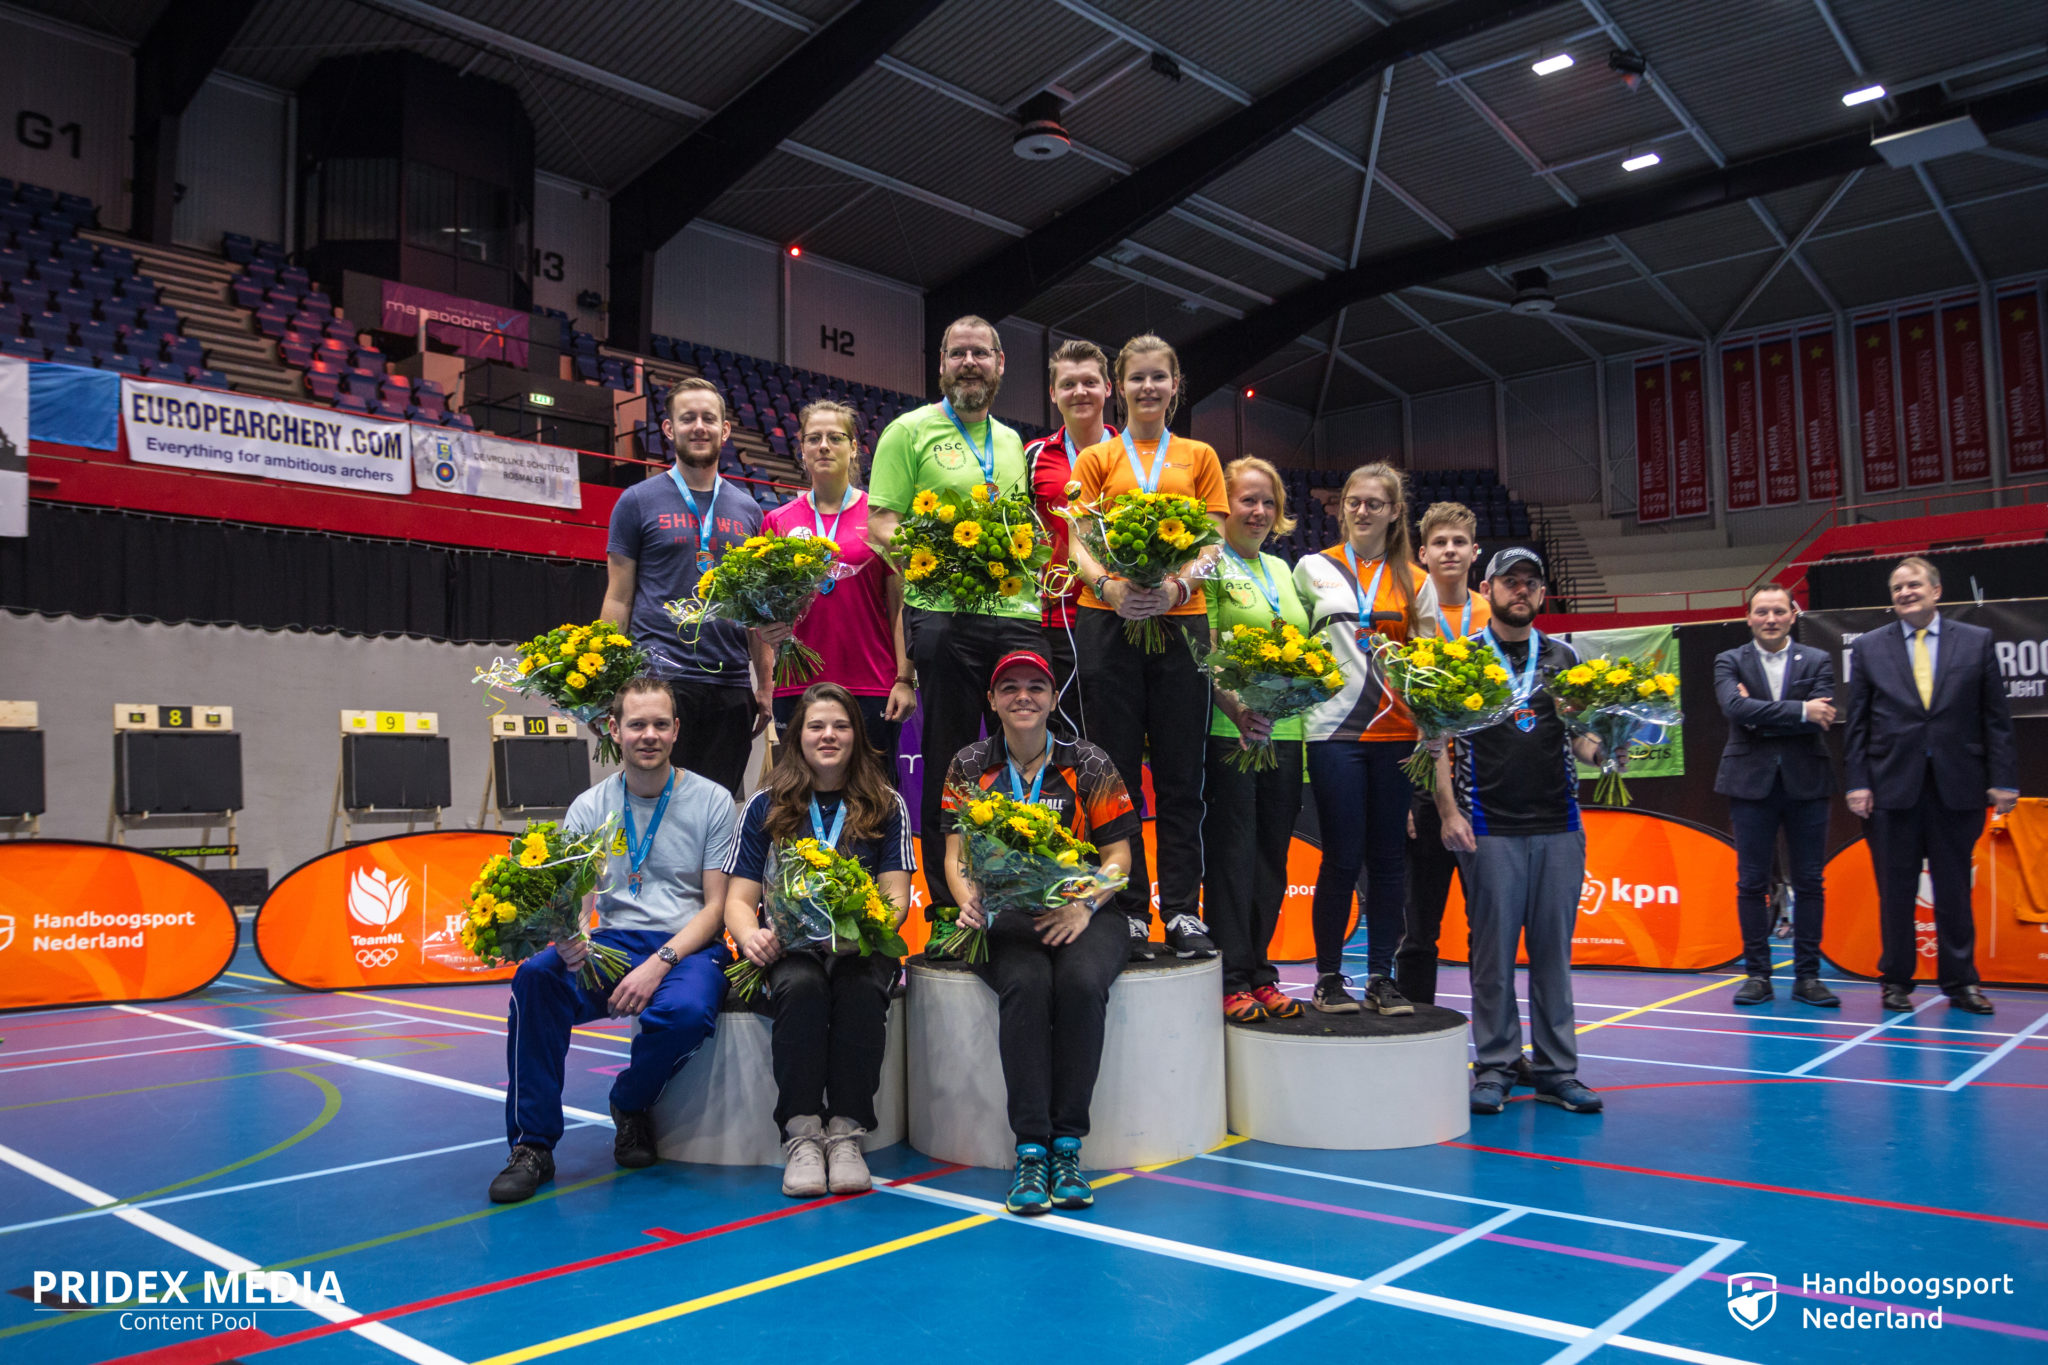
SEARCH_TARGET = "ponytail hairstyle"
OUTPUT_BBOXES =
[1338,462,1418,633]
[762,683,896,845]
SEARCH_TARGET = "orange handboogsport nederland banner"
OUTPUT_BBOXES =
[255,831,518,990]
[1820,802,2048,987]
[1438,809,1745,970]
[0,842,238,1011]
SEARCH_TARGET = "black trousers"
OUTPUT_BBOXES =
[766,950,896,1134]
[670,680,757,798]
[1397,798,1463,1005]
[971,906,1128,1146]
[1306,740,1412,976]
[906,606,1042,912]
[1075,608,1209,926]
[772,692,902,779]
[1202,737,1303,994]
[1870,767,1985,990]
[1729,774,1829,978]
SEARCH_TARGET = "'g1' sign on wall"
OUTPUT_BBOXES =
[255,832,518,991]
[1439,809,1745,971]
[0,842,238,1011]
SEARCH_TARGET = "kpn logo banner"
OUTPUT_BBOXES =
[254,832,516,990]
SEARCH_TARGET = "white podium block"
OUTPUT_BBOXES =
[906,955,1226,1171]
[645,998,905,1165]
[1225,1005,1471,1150]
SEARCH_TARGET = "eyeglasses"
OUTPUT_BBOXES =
[803,433,852,449]
[945,347,997,363]
[1343,497,1393,514]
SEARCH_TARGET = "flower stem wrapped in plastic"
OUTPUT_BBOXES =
[886,484,1052,615]
[929,782,1129,962]
[665,532,851,686]
[1062,488,1220,653]
[1195,622,1344,771]
[460,818,631,990]
[725,837,907,1001]
[1373,634,1519,792]
[474,622,650,764]
[1544,655,1682,807]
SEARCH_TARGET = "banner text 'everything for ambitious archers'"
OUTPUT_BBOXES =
[128,392,406,466]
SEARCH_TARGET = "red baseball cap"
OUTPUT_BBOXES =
[989,650,1055,687]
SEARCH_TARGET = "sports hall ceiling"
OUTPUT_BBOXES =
[39,0,2048,414]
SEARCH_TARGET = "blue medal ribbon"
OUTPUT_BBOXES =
[1437,596,1473,640]
[620,772,674,893]
[808,793,846,851]
[670,465,723,573]
[1343,545,1390,644]
[941,398,997,493]
[1119,427,1171,492]
[807,487,859,594]
[1006,745,1048,805]
[1223,545,1282,621]
[1482,625,1543,704]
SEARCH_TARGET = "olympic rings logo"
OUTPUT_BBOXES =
[355,947,400,969]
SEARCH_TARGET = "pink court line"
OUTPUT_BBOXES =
[1134,1170,2048,1343]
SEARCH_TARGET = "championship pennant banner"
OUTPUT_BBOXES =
[1633,361,1673,522]
[1799,330,1842,499]
[1635,355,1708,523]
[411,425,582,510]
[1845,295,2007,494]
[2000,286,2047,474]
[121,379,413,495]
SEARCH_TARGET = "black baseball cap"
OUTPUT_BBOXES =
[1484,546,1546,580]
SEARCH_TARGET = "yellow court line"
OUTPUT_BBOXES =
[470,1213,994,1365]
[1574,960,1792,1036]
[225,970,285,984]
[336,990,629,1044]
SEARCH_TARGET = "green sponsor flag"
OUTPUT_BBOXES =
[1557,623,1685,780]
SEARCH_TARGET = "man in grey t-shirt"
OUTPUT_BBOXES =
[491,677,737,1203]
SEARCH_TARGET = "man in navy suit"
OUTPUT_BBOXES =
[1843,557,2018,1015]
[1714,584,1840,1008]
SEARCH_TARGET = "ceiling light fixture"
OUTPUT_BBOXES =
[1842,84,1887,106]
[1621,152,1661,172]
[1243,387,1255,399]
[1531,53,1574,76]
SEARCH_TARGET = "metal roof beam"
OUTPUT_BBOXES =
[1385,294,1503,381]
[1407,285,1697,345]
[132,0,261,243]
[1317,68,1397,426]
[1717,170,1859,339]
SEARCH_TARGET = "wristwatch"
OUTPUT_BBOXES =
[656,946,679,966]
[1092,573,1112,597]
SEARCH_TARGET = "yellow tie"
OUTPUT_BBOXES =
[1912,628,1934,708]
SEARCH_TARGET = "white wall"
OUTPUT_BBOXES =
[1503,367,1602,506]
[533,171,609,334]
[0,6,131,228]
[787,251,923,395]
[173,74,288,253]
[990,315,1045,429]
[1407,385,1497,472]
[653,222,782,362]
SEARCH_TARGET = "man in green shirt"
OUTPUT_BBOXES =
[867,315,1044,913]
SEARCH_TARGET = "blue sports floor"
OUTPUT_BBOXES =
[2,938,2044,1365]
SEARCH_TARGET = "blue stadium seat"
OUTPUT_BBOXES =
[1,335,44,360]
[187,367,228,388]
[334,390,370,413]
[222,232,255,264]
[49,344,91,369]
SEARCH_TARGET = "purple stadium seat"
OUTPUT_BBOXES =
[334,391,370,413]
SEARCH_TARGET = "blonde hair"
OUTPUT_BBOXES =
[1047,337,1110,385]
[1223,456,1296,538]
[1417,501,1476,544]
[664,376,726,423]
[1114,333,1182,424]
[1339,462,1418,631]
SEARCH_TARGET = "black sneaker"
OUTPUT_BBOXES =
[1361,975,1415,1016]
[1311,973,1359,1013]
[1512,1055,1535,1090]
[612,1104,657,1169]
[1534,1079,1604,1113]
[1734,976,1774,1006]
[488,1143,554,1203]
[1162,914,1217,959]
[1791,976,1840,1008]
[1126,916,1157,962]
[1469,1081,1507,1115]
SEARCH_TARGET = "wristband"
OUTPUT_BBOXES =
[896,673,915,686]
[1092,573,1112,598]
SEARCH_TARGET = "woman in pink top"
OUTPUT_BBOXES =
[762,401,917,766]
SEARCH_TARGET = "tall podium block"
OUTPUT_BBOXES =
[1225,1007,1471,1150]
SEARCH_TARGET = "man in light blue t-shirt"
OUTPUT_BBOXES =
[490,676,736,1203]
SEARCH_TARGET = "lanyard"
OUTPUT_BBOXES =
[1223,546,1281,619]
[1482,626,1543,703]
[1343,545,1389,642]
[621,773,674,880]
[1006,745,1048,804]
[1119,427,1170,492]
[669,466,723,572]
[808,794,846,850]
[941,398,996,491]
[807,486,860,543]
[1437,595,1473,640]
[1060,424,1114,466]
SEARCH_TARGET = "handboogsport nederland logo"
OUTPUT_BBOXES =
[1727,1268,2017,1331]
[1726,1272,1776,1329]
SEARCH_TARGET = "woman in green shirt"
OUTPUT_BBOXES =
[1204,456,1310,1023]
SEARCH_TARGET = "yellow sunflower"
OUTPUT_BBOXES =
[953,521,982,548]
[1462,692,1486,711]
[912,489,940,515]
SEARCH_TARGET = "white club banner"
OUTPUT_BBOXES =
[120,379,413,495]
[0,355,26,537]
[410,425,582,510]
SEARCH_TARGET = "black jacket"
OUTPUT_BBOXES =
[1843,616,2018,810]
[1713,641,1837,801]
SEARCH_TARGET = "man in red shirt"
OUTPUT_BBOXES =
[1022,338,1116,740]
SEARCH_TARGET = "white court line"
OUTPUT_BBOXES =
[0,1013,389,1058]
[1943,1007,2048,1091]
[1572,1051,1936,1089]
[112,1004,614,1126]
[0,1139,463,1365]
[0,1021,453,1074]
[1786,994,1945,1075]
[1187,1209,1528,1365]
[1542,1237,1743,1365]
[874,1181,1754,1365]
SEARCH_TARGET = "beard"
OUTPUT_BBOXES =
[676,442,719,468]
[942,372,999,412]
[1491,596,1539,626]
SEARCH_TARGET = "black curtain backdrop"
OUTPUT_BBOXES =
[0,505,606,643]
[1805,540,2048,610]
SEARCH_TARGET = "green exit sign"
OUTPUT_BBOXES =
[528,392,556,407]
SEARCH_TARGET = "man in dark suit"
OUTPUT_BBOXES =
[1714,584,1840,1007]
[1844,556,2019,1015]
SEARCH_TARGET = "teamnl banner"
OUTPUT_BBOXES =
[411,424,581,510]
[1555,622,1685,779]
[121,380,413,495]
[1801,598,2048,716]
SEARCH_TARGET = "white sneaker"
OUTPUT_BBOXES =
[781,1115,827,1198]
[823,1115,872,1194]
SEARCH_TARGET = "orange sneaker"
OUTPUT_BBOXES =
[1252,983,1303,1019]
[1224,991,1268,1024]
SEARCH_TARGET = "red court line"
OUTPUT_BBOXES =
[92,1165,968,1365]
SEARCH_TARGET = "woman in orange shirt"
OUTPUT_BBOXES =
[1070,335,1228,962]
[1292,463,1425,1013]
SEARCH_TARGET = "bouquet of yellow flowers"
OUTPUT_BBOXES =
[461,818,631,989]
[725,836,907,1001]
[887,484,1052,614]
[1374,634,1520,791]
[475,621,650,764]
[1544,654,1681,807]
[1197,621,1344,771]
[1063,487,1221,652]
[665,532,848,686]
[929,782,1129,963]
